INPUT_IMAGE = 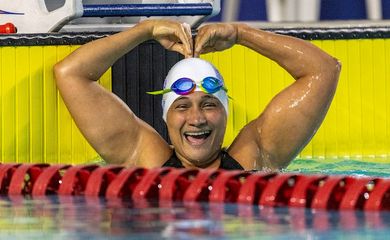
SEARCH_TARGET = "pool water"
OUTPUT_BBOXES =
[287,158,390,177]
[0,196,389,239]
[0,159,389,239]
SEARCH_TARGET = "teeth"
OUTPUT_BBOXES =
[185,131,211,136]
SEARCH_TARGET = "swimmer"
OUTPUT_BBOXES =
[54,19,340,170]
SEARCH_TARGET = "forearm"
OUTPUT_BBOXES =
[55,21,151,82]
[235,24,338,80]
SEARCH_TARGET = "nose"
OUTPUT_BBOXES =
[186,106,207,126]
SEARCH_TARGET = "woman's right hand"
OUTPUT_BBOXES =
[141,19,193,58]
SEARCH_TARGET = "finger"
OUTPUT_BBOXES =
[194,27,212,57]
[175,23,192,57]
[182,22,194,57]
[197,46,215,55]
[159,36,191,58]
[159,38,182,55]
[168,42,189,57]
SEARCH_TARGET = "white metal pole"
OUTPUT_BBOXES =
[366,0,382,20]
[266,0,283,22]
[222,0,240,22]
[297,0,320,22]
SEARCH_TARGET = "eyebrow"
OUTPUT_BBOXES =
[174,95,217,102]
[201,95,217,100]
[175,96,189,102]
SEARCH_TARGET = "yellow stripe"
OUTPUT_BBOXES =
[360,40,376,159]
[386,39,390,160]
[57,46,73,164]
[372,39,387,157]
[30,47,44,163]
[2,47,16,163]
[321,40,338,160]
[44,46,58,164]
[15,47,30,163]
[306,40,324,159]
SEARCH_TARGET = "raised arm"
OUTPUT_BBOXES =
[195,23,341,170]
[54,19,192,167]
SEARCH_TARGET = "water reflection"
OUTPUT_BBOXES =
[0,196,389,239]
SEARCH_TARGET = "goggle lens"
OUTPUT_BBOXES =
[202,77,223,94]
[171,78,196,95]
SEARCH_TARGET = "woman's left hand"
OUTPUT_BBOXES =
[194,23,239,57]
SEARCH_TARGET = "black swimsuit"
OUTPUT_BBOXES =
[162,150,244,170]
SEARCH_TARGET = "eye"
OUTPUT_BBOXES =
[202,102,217,109]
[175,104,189,110]
[172,97,191,111]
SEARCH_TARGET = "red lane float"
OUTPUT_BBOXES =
[182,170,220,202]
[237,173,275,204]
[260,174,297,207]
[8,164,49,195]
[209,170,251,203]
[364,178,390,211]
[132,168,172,201]
[0,163,388,211]
[289,174,327,208]
[32,164,71,196]
[85,165,124,196]
[58,164,99,195]
[311,176,356,209]
[106,167,146,199]
[159,169,198,201]
[0,164,20,194]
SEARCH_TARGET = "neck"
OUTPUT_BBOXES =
[176,151,222,170]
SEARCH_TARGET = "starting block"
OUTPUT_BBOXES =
[0,0,219,34]
[0,0,83,33]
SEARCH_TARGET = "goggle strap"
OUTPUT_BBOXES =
[146,89,172,95]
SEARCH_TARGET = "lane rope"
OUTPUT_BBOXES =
[0,163,388,211]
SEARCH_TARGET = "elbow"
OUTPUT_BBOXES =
[317,55,341,88]
[326,55,342,78]
[328,57,342,87]
[331,57,342,76]
[53,60,83,90]
[53,61,69,87]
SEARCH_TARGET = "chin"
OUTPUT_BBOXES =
[184,148,217,165]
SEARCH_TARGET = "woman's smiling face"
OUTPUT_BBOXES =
[166,91,227,168]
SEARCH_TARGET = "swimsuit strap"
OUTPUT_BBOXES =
[219,150,244,170]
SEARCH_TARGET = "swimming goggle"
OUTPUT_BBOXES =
[147,77,228,96]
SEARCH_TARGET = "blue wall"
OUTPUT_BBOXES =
[209,0,390,22]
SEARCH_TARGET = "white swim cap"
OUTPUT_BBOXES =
[161,58,229,122]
